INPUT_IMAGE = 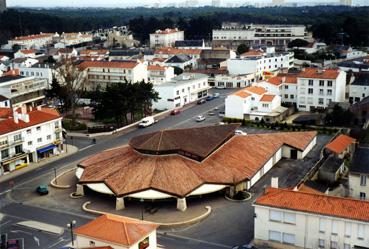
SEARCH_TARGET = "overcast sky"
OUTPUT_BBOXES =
[7,0,368,7]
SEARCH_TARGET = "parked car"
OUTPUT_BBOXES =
[235,130,247,136]
[197,99,206,105]
[218,122,226,125]
[36,184,49,195]
[138,116,157,128]
[170,109,181,115]
[196,115,206,122]
[218,111,225,117]
[208,111,215,116]
[232,244,256,249]
[206,95,214,101]
[214,107,219,110]
[213,93,220,98]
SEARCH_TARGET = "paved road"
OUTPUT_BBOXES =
[0,89,234,249]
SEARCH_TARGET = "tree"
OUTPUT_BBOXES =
[236,44,249,55]
[325,104,354,126]
[288,39,309,48]
[173,67,183,75]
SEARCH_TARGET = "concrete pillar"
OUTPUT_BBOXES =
[229,186,236,198]
[76,184,85,196]
[176,198,187,212]
[116,197,125,210]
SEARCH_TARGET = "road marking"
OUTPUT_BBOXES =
[47,237,66,248]
[158,233,230,248]
[79,144,95,152]
[10,229,33,235]
[34,236,40,246]
[0,220,12,227]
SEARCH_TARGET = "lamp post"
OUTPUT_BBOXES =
[140,198,144,220]
[54,167,57,185]
[67,220,77,246]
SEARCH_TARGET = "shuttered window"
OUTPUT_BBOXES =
[269,230,281,242]
[282,233,295,245]
[284,212,296,224]
[269,210,282,222]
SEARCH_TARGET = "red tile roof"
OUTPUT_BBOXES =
[241,50,264,57]
[13,33,53,41]
[0,108,12,119]
[255,187,369,223]
[74,214,158,246]
[245,86,267,95]
[297,68,340,79]
[78,61,138,70]
[297,183,324,195]
[260,94,276,102]
[267,75,297,86]
[233,89,251,98]
[155,47,202,55]
[0,108,61,135]
[325,134,356,154]
[19,49,36,54]
[79,49,109,56]
[79,126,317,198]
[147,65,166,71]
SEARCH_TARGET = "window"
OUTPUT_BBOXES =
[331,241,338,249]
[345,222,351,237]
[269,230,281,242]
[319,80,324,86]
[331,220,338,235]
[27,129,31,134]
[1,149,9,159]
[37,138,42,143]
[319,98,324,105]
[14,134,22,141]
[262,103,269,108]
[328,81,333,87]
[269,210,282,222]
[360,175,366,186]
[308,88,313,94]
[327,89,332,96]
[36,126,41,131]
[47,135,51,140]
[290,95,294,99]
[360,192,366,200]
[318,239,325,248]
[358,224,365,239]
[282,233,295,245]
[319,218,326,233]
[284,85,289,90]
[55,121,60,128]
[308,80,314,86]
[89,241,95,246]
[344,244,350,249]
[176,90,179,95]
[284,212,296,224]
[15,145,22,154]
[28,141,32,146]
[319,89,324,95]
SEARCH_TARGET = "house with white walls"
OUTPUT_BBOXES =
[349,73,369,104]
[254,187,369,249]
[147,65,175,85]
[8,33,55,49]
[214,73,255,89]
[257,75,298,104]
[296,68,347,112]
[0,106,63,176]
[14,49,38,59]
[149,28,184,48]
[153,73,209,110]
[349,147,369,201]
[74,214,158,249]
[225,86,288,122]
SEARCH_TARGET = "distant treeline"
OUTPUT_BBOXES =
[0,6,368,46]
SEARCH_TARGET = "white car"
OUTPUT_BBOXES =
[213,93,220,98]
[138,116,157,128]
[235,130,247,136]
[196,115,206,122]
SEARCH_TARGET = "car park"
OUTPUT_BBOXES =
[196,115,206,122]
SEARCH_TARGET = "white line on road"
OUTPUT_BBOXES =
[47,237,66,249]
[158,233,230,248]
[79,144,95,152]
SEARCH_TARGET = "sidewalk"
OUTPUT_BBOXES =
[0,144,78,184]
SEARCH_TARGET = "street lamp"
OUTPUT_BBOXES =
[140,198,144,220]
[67,220,77,246]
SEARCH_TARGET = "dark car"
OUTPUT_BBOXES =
[36,184,49,195]
[206,95,214,101]
[170,109,181,115]
[197,99,206,105]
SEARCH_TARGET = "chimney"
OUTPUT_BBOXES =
[271,177,279,189]
[13,110,19,124]
[36,105,42,111]
[21,105,27,114]
[22,114,30,123]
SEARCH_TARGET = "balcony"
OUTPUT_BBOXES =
[0,138,24,149]
[2,151,28,164]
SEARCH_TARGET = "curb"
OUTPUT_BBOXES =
[82,201,211,228]
[224,191,253,202]
[50,168,76,189]
[70,192,84,199]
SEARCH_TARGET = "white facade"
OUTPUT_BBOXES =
[349,83,369,104]
[215,74,255,88]
[296,70,346,111]
[17,64,54,85]
[349,173,369,201]
[147,66,175,85]
[55,32,93,48]
[8,33,54,49]
[0,109,63,176]
[257,78,298,104]
[227,52,294,78]
[254,203,369,249]
[153,73,209,110]
[150,29,184,48]
[75,230,157,249]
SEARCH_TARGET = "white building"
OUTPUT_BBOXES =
[0,106,63,176]
[54,32,93,48]
[18,64,55,85]
[8,33,54,49]
[225,86,287,122]
[153,73,209,110]
[227,50,294,79]
[257,75,298,104]
[147,65,175,85]
[213,23,311,48]
[74,214,158,249]
[254,187,369,249]
[14,49,38,59]
[349,73,369,104]
[0,75,47,108]
[296,68,347,111]
[349,147,369,201]
[150,28,184,48]
[78,61,148,90]
[215,73,255,89]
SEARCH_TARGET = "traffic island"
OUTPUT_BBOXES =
[225,191,252,202]
[50,168,77,189]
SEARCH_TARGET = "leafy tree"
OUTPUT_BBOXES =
[173,67,183,75]
[236,44,250,55]
[288,39,309,48]
[325,104,354,126]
